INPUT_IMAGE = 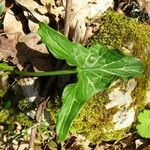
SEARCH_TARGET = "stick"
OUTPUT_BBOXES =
[29,97,49,150]
[63,0,72,37]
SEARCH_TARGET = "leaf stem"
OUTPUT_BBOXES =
[13,69,78,77]
[0,63,78,77]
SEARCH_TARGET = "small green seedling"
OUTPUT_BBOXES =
[137,110,150,138]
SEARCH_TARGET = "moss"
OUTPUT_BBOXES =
[46,96,61,124]
[91,11,150,65]
[0,87,33,129]
[132,77,147,111]
[0,109,9,122]
[70,11,150,142]
[70,93,127,142]
[0,84,9,98]
[15,113,32,127]
[36,122,51,143]
[18,98,29,111]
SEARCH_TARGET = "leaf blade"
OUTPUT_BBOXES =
[38,22,77,66]
[38,22,144,141]
[137,110,150,138]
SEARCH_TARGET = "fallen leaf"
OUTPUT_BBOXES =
[63,0,114,42]
[4,9,25,36]
[5,0,49,34]
[0,33,20,63]
[40,0,54,6]
[17,33,54,71]
[0,33,54,71]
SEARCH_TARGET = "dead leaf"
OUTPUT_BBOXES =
[16,0,64,32]
[0,33,55,71]
[0,33,21,63]
[17,33,54,71]
[5,0,49,34]
[16,0,45,12]
[4,9,25,36]
[63,0,114,43]
[64,135,92,150]
[40,0,55,6]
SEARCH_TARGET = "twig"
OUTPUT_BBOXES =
[28,69,59,149]
[81,23,90,44]
[63,0,72,37]
[72,20,79,42]
[29,97,49,150]
[2,123,40,146]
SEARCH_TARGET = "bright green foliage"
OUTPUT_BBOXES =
[0,1,4,29]
[137,110,150,138]
[0,1,4,16]
[0,63,14,72]
[91,10,150,110]
[38,22,144,141]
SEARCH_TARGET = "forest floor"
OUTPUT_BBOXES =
[0,0,150,149]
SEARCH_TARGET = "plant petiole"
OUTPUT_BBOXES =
[13,69,78,77]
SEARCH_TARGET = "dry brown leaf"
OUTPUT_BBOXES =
[19,33,48,54]
[0,33,21,63]
[17,33,54,71]
[0,33,54,71]
[16,0,46,12]
[64,135,91,150]
[16,0,64,32]
[40,0,55,6]
[27,14,49,33]
[16,0,49,33]
[63,0,114,43]
[4,9,25,36]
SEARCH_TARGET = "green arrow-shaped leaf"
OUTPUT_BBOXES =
[38,22,144,141]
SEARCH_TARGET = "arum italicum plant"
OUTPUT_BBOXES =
[0,22,144,141]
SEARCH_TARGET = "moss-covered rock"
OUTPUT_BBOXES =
[91,11,150,108]
[69,11,150,142]
[0,87,33,129]
[70,93,127,142]
[91,11,150,64]
[70,79,136,142]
